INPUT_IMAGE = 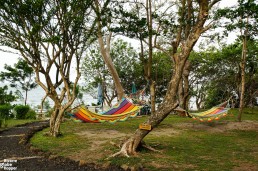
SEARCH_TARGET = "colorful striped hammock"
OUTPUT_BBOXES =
[70,98,141,123]
[186,101,230,122]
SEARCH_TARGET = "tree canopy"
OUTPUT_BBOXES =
[0,58,37,105]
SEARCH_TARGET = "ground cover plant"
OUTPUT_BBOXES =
[31,108,258,170]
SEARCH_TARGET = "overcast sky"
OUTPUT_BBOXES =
[0,0,238,75]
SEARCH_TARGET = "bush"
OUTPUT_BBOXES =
[14,105,30,119]
[0,104,13,119]
[25,109,36,119]
[46,108,54,117]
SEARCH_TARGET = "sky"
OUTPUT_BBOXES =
[0,0,238,75]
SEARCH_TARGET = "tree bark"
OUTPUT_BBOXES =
[238,16,248,122]
[147,0,155,114]
[179,60,190,110]
[238,32,247,122]
[150,81,156,114]
[49,104,66,137]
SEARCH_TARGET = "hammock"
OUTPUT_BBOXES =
[70,98,141,123]
[176,100,231,122]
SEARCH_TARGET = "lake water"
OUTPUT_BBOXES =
[0,82,96,108]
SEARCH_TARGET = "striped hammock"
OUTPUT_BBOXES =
[187,101,230,122]
[70,98,141,123]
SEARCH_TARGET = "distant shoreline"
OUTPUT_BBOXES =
[0,82,96,108]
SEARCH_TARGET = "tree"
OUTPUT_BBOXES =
[111,0,221,156]
[92,0,125,102]
[111,0,161,114]
[216,0,258,121]
[0,85,16,120]
[0,85,16,105]
[0,58,37,105]
[190,41,258,109]
[0,0,95,136]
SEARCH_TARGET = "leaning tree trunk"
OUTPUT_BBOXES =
[94,0,125,101]
[113,59,186,156]
[97,34,125,101]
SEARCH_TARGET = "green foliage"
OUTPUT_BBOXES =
[0,104,13,119]
[152,52,172,102]
[189,40,258,108]
[110,2,149,39]
[43,99,51,111]
[111,39,144,93]
[0,86,16,105]
[14,105,30,119]
[216,0,258,39]
[46,108,54,118]
[25,109,36,119]
[0,58,37,105]
[204,88,226,108]
[0,0,96,126]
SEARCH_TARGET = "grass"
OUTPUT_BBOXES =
[30,108,258,170]
[0,119,36,131]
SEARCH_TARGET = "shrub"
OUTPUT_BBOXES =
[0,104,13,119]
[14,105,30,119]
[46,108,54,117]
[25,109,36,119]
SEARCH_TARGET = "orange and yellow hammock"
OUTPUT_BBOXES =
[70,98,141,123]
[187,101,230,122]
[188,106,230,122]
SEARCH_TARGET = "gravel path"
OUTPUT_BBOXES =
[0,121,124,171]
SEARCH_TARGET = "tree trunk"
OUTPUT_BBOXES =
[178,78,184,107]
[178,60,190,109]
[49,103,65,137]
[118,59,185,155]
[238,17,248,122]
[94,0,124,101]
[147,0,155,114]
[150,81,156,114]
[238,34,247,122]
[97,36,124,101]
[24,90,28,106]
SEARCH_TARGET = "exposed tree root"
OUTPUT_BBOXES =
[108,139,135,158]
[109,149,130,158]
[142,144,161,153]
[109,141,120,148]
[109,140,160,159]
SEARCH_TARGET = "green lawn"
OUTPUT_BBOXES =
[31,108,258,170]
[0,119,36,131]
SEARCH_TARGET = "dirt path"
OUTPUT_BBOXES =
[0,121,123,171]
